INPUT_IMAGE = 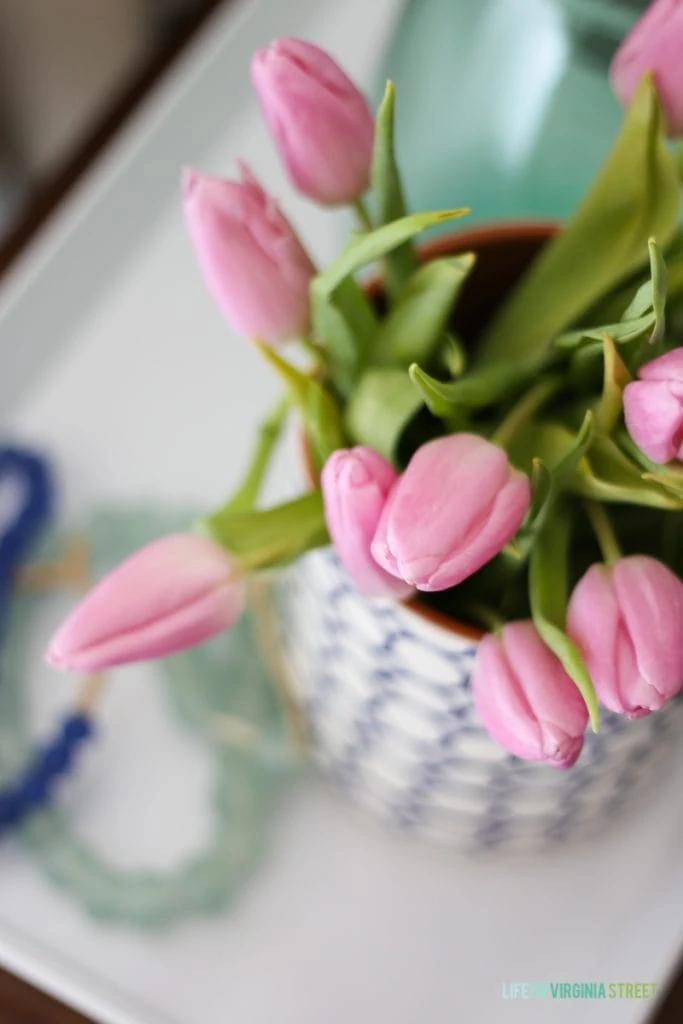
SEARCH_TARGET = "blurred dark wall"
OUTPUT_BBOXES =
[0,0,209,238]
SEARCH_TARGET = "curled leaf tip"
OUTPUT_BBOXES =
[439,208,470,220]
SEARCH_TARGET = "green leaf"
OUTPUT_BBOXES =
[619,239,667,326]
[552,412,595,483]
[647,236,668,345]
[641,472,683,501]
[621,280,654,321]
[615,238,668,348]
[666,226,683,265]
[408,364,459,418]
[527,459,553,527]
[370,81,417,295]
[506,414,594,565]
[555,311,655,350]
[668,260,683,302]
[492,375,562,449]
[311,275,378,394]
[507,416,593,481]
[594,334,632,434]
[373,254,476,368]
[256,344,345,470]
[674,143,683,182]
[505,459,553,562]
[620,430,683,490]
[371,82,409,226]
[409,359,535,419]
[568,341,603,392]
[529,504,600,731]
[312,209,469,300]
[200,490,328,570]
[512,420,679,509]
[478,76,679,366]
[310,294,358,395]
[583,236,677,328]
[528,458,552,521]
[620,431,683,501]
[441,333,467,377]
[345,368,423,462]
[573,434,681,509]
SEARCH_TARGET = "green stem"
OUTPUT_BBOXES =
[584,500,622,565]
[353,196,374,232]
[674,143,683,182]
[491,376,561,448]
[223,399,289,514]
[300,335,326,369]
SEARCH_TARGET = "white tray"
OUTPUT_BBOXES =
[1,1,683,1021]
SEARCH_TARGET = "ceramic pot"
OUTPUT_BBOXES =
[275,223,683,852]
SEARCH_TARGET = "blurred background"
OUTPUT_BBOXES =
[0,2,682,1022]
[0,0,652,272]
[0,0,221,247]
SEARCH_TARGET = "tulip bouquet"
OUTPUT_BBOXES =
[47,3,683,772]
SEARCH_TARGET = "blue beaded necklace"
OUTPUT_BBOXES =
[0,477,302,927]
[0,446,95,835]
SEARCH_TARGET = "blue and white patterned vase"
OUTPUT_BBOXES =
[276,548,682,852]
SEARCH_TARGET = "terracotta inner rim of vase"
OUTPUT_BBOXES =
[307,219,559,643]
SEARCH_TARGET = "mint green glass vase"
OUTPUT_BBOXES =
[381,0,648,223]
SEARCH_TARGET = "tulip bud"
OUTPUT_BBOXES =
[251,38,374,205]
[623,347,683,464]
[610,0,683,137]
[567,556,683,719]
[371,434,531,591]
[183,164,315,344]
[472,622,588,769]
[47,534,245,672]
[321,447,414,599]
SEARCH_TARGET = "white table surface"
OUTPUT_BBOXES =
[1,1,682,1022]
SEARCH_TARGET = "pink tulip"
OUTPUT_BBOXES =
[183,164,315,344]
[47,534,245,672]
[251,39,374,205]
[567,556,683,719]
[610,0,683,137]
[371,434,531,591]
[321,447,414,599]
[623,347,683,464]
[472,622,588,769]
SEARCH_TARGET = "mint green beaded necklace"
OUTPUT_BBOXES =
[0,508,300,928]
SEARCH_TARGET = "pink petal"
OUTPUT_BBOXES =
[613,556,683,704]
[611,0,683,136]
[638,347,683,382]
[623,380,683,464]
[372,434,528,590]
[567,565,623,714]
[423,470,530,591]
[47,534,244,671]
[322,448,413,599]
[251,39,375,205]
[472,633,544,762]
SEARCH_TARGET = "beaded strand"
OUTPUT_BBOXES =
[0,714,94,835]
[0,503,299,926]
[0,446,98,836]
